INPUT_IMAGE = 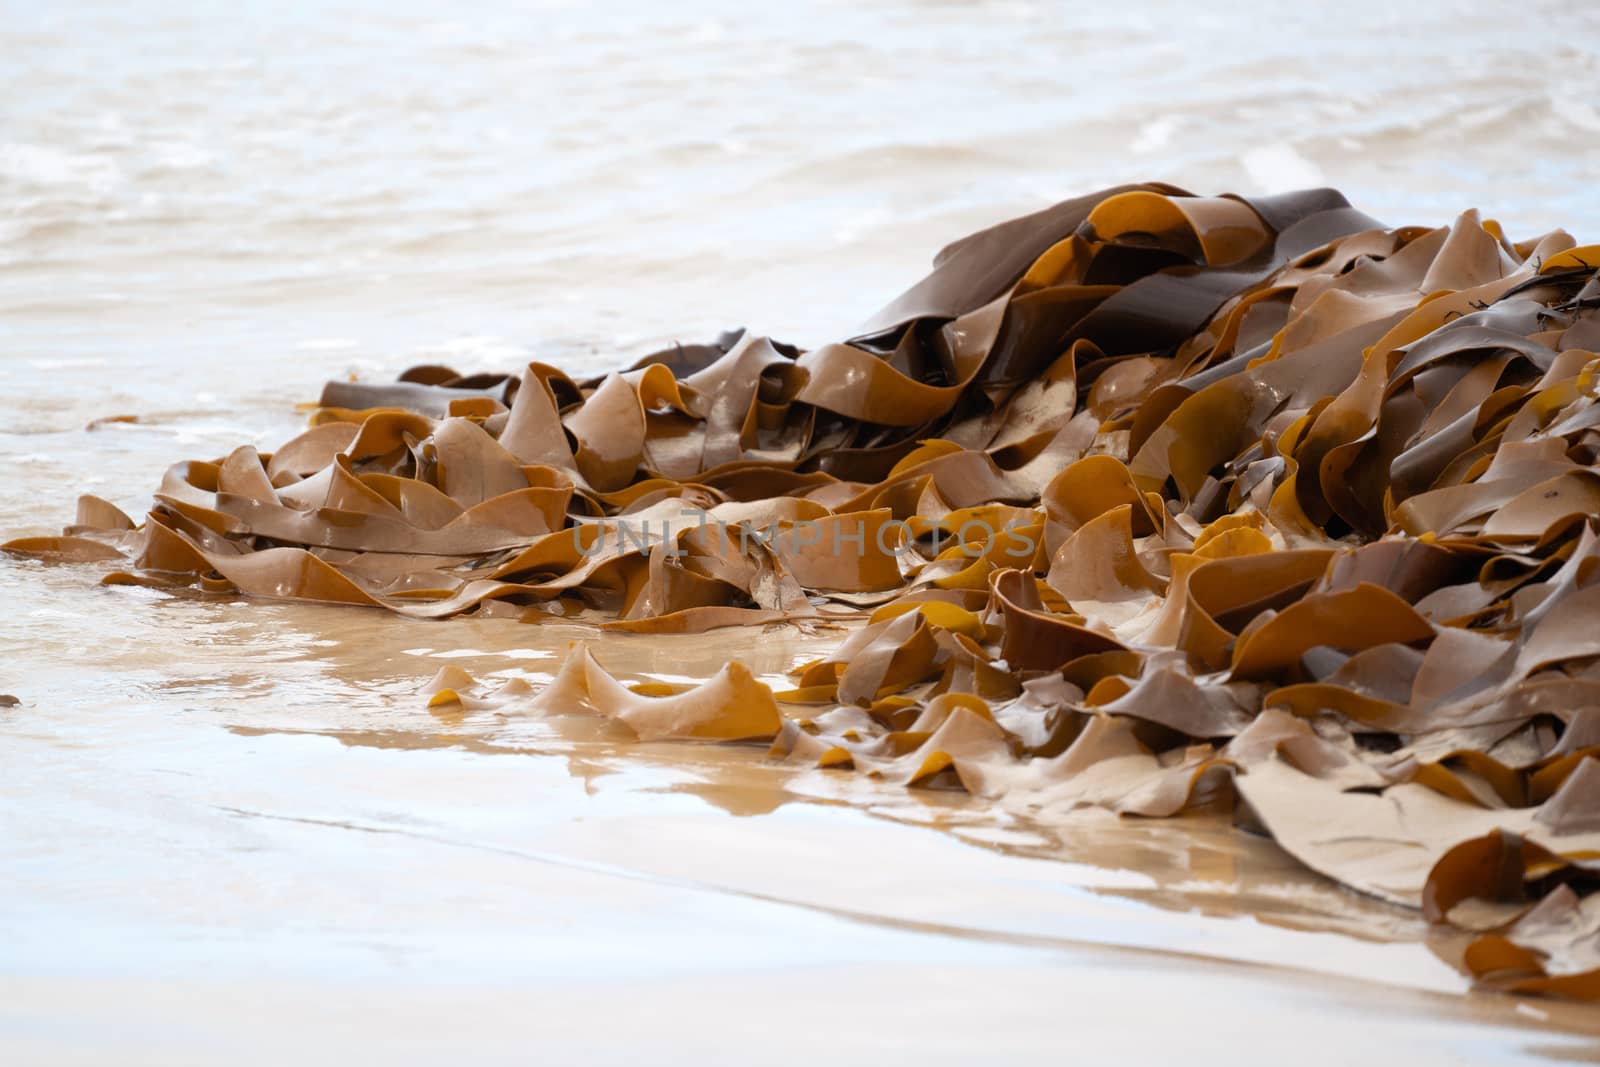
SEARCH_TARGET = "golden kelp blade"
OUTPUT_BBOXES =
[9,183,1600,1000]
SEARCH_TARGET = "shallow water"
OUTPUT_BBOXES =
[5,1,1600,1061]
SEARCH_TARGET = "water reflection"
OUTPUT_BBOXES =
[215,614,1428,944]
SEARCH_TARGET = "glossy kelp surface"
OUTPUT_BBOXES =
[12,183,1600,1000]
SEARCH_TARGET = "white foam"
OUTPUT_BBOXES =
[1131,118,1177,156]
[0,142,121,190]
[1552,94,1600,133]
[1241,144,1325,193]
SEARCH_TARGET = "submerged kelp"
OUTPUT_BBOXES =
[11,183,1600,999]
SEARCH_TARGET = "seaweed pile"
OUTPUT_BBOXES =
[10,183,1600,999]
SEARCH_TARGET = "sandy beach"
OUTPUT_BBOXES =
[6,1,1600,1061]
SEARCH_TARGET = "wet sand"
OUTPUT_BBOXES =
[4,560,1600,1062]
[6,966,1598,1066]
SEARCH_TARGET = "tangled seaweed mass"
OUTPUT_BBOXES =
[11,183,1600,1000]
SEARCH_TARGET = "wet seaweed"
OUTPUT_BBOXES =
[11,183,1600,999]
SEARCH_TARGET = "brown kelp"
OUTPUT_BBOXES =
[11,183,1600,999]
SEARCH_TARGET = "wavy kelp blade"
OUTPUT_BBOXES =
[11,183,1600,1000]
[422,645,783,742]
